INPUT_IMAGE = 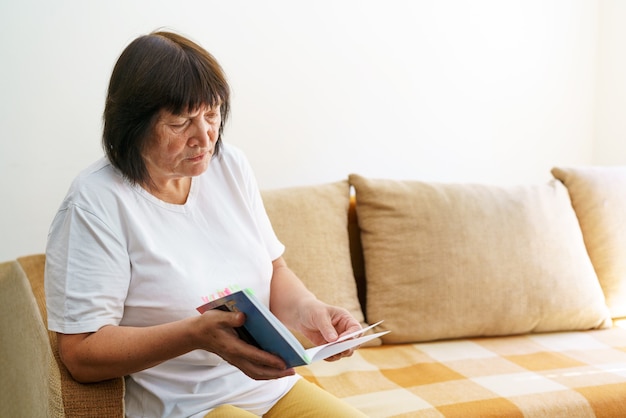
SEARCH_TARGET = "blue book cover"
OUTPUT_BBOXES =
[196,288,387,368]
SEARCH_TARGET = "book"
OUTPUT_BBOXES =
[196,288,388,368]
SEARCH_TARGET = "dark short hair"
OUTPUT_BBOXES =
[102,31,230,186]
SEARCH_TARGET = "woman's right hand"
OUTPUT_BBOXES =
[192,310,296,380]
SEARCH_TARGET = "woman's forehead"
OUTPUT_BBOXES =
[163,102,222,117]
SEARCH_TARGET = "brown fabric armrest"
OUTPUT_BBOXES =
[18,254,125,418]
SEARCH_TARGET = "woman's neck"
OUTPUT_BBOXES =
[144,177,192,204]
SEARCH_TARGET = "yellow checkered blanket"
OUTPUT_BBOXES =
[298,325,626,417]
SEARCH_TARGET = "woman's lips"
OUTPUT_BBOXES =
[187,152,208,162]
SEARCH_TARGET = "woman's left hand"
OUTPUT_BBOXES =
[295,300,363,361]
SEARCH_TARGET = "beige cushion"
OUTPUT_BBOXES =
[349,174,612,343]
[0,260,65,417]
[552,166,626,318]
[262,181,378,346]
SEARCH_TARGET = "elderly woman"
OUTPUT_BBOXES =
[45,31,366,417]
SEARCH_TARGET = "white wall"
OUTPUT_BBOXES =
[0,0,619,261]
[594,0,626,163]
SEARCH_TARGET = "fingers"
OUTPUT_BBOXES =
[318,323,339,343]
[231,354,296,380]
[217,310,246,328]
[197,310,294,380]
[333,314,363,338]
[318,308,362,343]
[219,338,295,380]
[324,346,358,362]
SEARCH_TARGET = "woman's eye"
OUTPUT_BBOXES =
[171,120,189,129]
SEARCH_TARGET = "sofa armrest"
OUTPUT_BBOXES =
[18,254,125,418]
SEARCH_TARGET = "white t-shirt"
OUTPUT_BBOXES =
[45,144,300,417]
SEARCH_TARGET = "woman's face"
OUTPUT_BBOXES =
[142,104,222,186]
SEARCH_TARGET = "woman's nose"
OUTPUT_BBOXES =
[189,118,213,146]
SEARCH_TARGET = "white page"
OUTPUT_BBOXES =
[303,321,388,363]
[305,330,390,363]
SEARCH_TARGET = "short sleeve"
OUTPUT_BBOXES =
[45,202,130,333]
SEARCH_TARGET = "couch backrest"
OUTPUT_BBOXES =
[0,259,65,417]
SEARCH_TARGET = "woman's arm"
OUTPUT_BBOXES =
[58,307,295,383]
[59,256,362,383]
[269,257,362,349]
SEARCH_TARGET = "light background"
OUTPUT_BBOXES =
[1,0,625,260]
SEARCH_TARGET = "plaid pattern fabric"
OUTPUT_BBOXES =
[297,323,626,417]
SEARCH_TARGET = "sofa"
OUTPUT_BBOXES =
[3,166,626,417]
